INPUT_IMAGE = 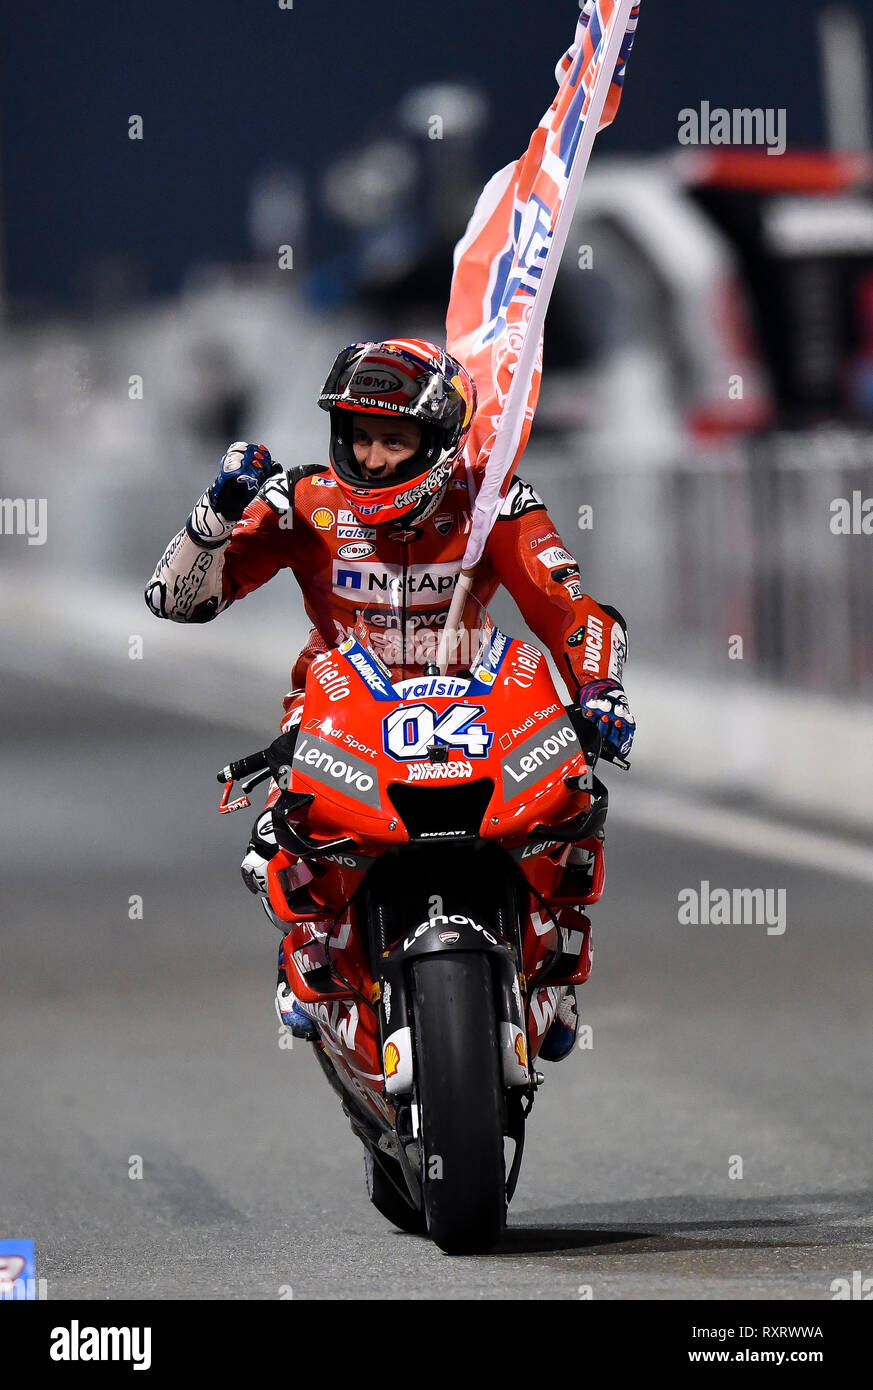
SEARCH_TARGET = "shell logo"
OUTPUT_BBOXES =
[384,1042,400,1078]
[313,507,335,530]
[514,1033,527,1068]
[338,637,355,654]
[477,668,495,685]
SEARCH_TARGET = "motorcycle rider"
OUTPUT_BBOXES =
[145,337,635,1060]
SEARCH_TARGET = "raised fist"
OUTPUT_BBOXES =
[209,442,280,522]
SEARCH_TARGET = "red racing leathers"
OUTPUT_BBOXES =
[145,461,629,911]
[147,466,627,690]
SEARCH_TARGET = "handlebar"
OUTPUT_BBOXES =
[217,749,271,785]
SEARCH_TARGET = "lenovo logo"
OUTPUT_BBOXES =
[501,717,580,798]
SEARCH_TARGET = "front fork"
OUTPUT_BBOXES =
[377,921,530,1099]
[375,917,532,1206]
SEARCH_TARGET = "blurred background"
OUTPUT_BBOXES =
[1,0,872,1299]
[2,0,873,824]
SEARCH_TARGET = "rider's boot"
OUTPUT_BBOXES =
[242,794,320,1043]
[275,955,320,1041]
[539,889,596,1063]
[539,988,579,1062]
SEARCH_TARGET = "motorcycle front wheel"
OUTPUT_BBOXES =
[412,952,506,1255]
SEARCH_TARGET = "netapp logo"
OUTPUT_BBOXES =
[331,560,459,606]
[50,1321,152,1370]
[502,717,580,797]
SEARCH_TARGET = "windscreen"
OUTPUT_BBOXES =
[349,589,493,680]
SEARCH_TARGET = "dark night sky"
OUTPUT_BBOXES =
[1,0,870,305]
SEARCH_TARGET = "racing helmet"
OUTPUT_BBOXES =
[316,338,477,527]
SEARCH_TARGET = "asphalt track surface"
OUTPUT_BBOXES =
[2,671,871,1301]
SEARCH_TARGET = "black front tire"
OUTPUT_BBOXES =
[413,953,506,1255]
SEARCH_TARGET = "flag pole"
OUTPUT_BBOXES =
[437,0,637,674]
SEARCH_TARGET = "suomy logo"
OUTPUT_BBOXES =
[349,369,403,395]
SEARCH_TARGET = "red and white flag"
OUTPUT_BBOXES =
[446,0,642,570]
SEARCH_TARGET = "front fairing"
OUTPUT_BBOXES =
[290,595,592,850]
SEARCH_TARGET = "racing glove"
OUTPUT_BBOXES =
[576,679,635,762]
[209,441,281,522]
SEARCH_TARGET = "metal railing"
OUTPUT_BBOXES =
[523,429,873,697]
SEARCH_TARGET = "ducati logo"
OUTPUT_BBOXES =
[433,513,453,536]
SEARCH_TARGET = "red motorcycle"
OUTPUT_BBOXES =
[217,597,613,1254]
